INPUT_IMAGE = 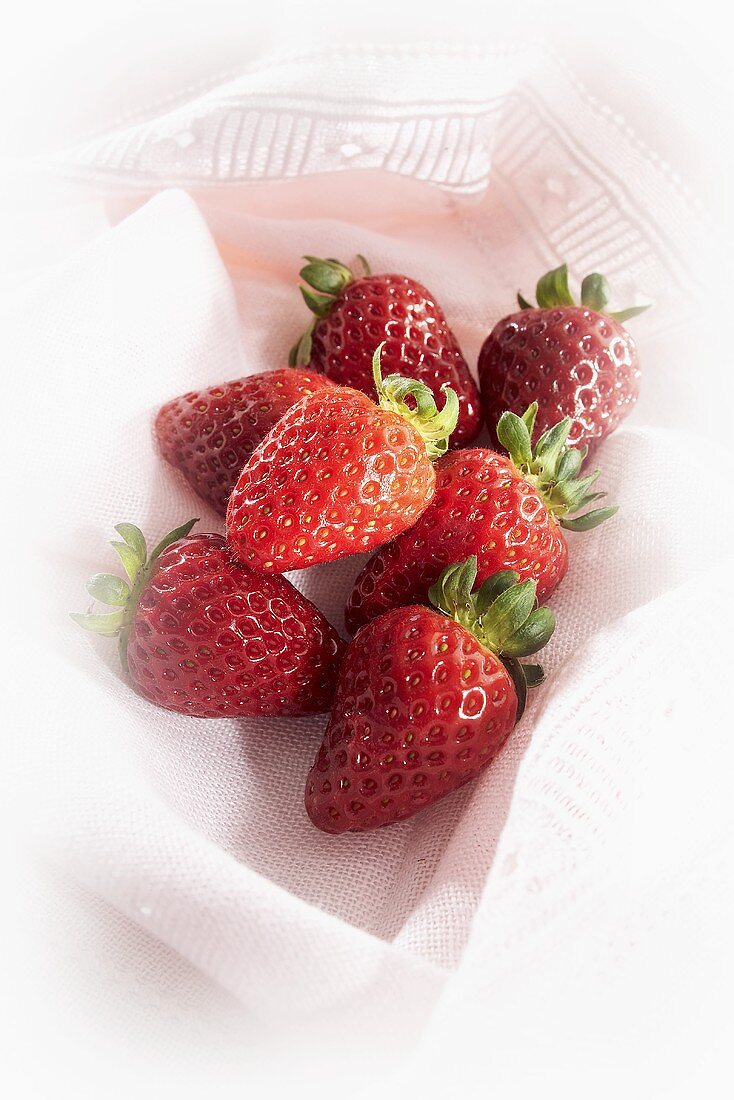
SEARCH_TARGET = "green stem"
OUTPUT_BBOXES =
[428,557,554,723]
[372,344,459,460]
[72,518,198,675]
[517,262,651,322]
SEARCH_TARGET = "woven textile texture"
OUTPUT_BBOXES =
[8,40,733,1099]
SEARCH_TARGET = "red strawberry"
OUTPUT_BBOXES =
[306,558,554,833]
[345,402,616,635]
[226,346,459,573]
[478,264,649,452]
[289,255,481,446]
[72,520,344,717]
[155,369,334,515]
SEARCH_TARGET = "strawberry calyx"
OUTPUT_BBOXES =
[372,343,459,460]
[428,556,554,720]
[517,263,650,324]
[71,518,198,672]
[289,254,371,366]
[496,402,618,532]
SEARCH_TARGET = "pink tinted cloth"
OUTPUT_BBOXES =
[8,39,733,1099]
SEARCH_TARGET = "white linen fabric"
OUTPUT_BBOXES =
[7,39,733,1098]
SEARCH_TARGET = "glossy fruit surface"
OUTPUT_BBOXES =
[307,559,554,834]
[155,369,333,514]
[291,256,481,446]
[345,447,567,634]
[73,522,344,718]
[479,305,639,451]
[305,605,518,833]
[478,264,646,451]
[227,348,459,573]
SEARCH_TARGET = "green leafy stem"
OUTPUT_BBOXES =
[71,519,198,672]
[372,343,459,461]
[517,262,650,323]
[496,402,618,532]
[429,556,555,721]
[288,253,370,366]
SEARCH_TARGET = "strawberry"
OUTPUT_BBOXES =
[154,368,334,515]
[72,520,344,717]
[478,264,649,452]
[289,254,481,446]
[226,346,459,573]
[345,402,616,635]
[306,558,554,833]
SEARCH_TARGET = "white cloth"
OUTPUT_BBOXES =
[6,33,734,1100]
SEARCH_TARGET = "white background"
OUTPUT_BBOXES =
[2,3,733,1098]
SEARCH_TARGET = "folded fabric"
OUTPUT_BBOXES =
[8,39,733,1098]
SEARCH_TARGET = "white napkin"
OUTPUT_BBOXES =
[8,38,733,1099]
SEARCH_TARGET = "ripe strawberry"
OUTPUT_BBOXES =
[155,368,334,515]
[72,520,344,717]
[478,264,649,451]
[289,254,481,446]
[227,345,459,573]
[345,402,616,635]
[306,557,554,833]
